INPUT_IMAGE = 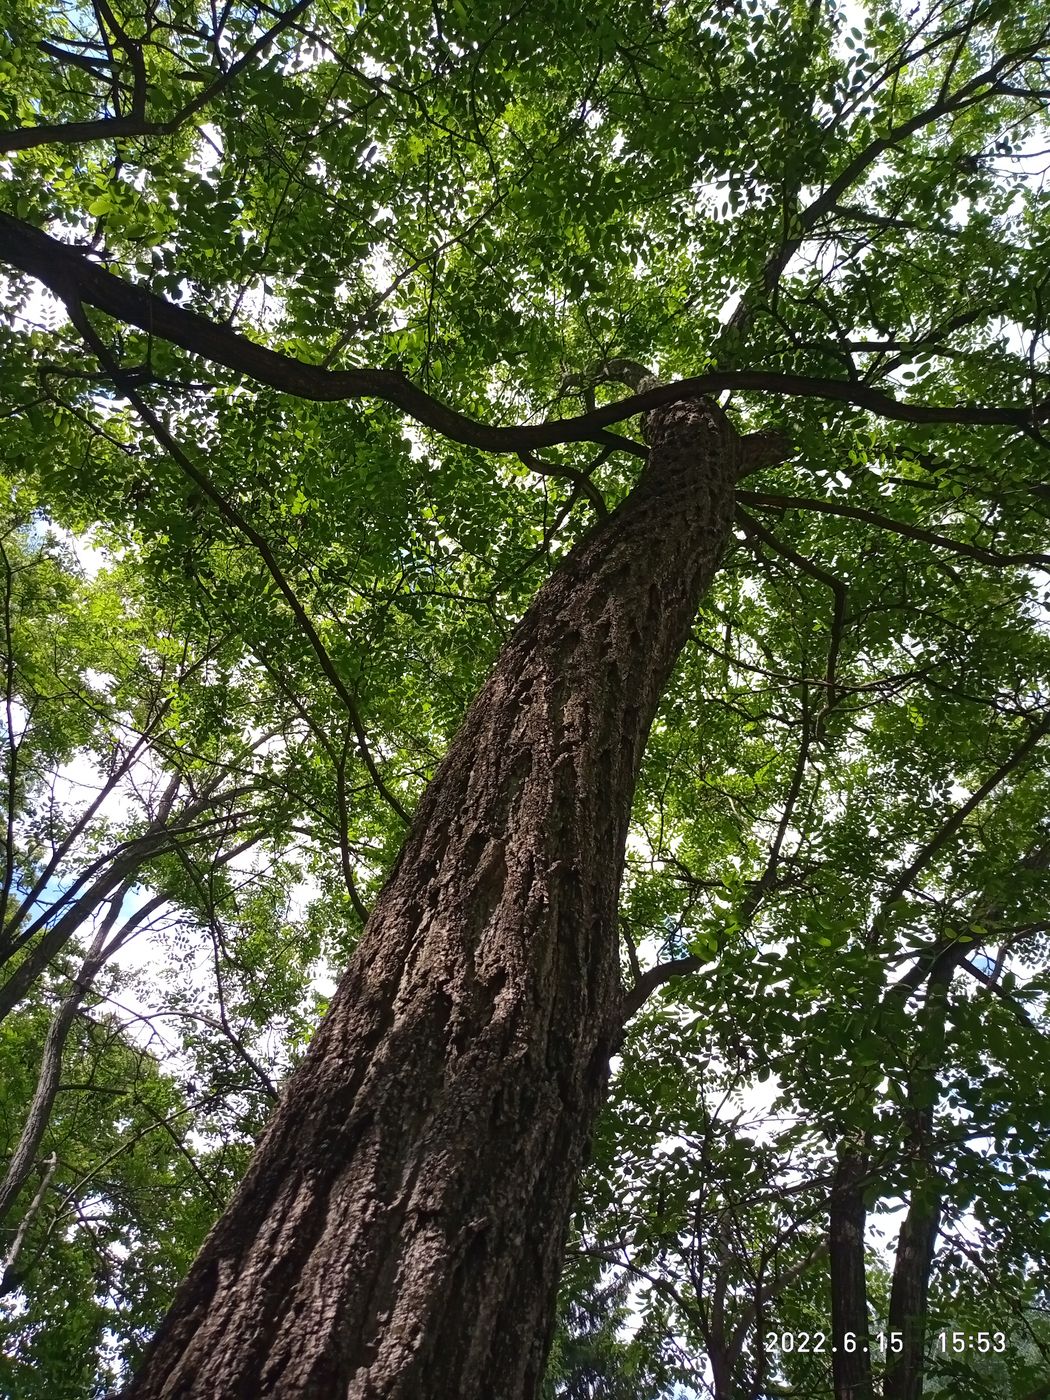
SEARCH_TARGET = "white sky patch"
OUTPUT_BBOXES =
[1,271,66,337]
[47,521,115,577]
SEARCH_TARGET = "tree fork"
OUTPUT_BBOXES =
[118,400,788,1399]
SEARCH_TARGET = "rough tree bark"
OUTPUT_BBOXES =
[118,396,787,1400]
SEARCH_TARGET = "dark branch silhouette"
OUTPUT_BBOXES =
[1,212,1048,454]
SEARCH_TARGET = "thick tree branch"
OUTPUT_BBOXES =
[517,450,608,518]
[37,39,113,76]
[621,953,708,1021]
[1,213,1048,450]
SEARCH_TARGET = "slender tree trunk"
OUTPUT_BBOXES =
[710,1349,733,1400]
[707,1253,733,1400]
[0,858,137,1021]
[0,771,250,1023]
[883,962,952,1400]
[829,1140,873,1400]
[0,1152,56,1295]
[0,933,110,1230]
[883,1193,941,1400]
[0,887,167,1230]
[120,401,784,1400]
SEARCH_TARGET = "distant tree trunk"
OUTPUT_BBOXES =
[883,1191,942,1400]
[710,1349,733,1400]
[706,1258,733,1400]
[0,886,167,1232]
[883,961,953,1400]
[829,1140,873,1400]
[0,903,115,1231]
[120,401,786,1400]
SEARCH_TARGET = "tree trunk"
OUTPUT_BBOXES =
[883,961,952,1400]
[0,887,167,1230]
[0,922,112,1230]
[883,1192,941,1400]
[829,1142,874,1400]
[707,1251,733,1400]
[710,1349,733,1400]
[120,399,780,1400]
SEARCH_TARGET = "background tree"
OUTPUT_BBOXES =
[0,487,361,1392]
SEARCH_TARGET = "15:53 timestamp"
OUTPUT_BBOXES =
[935,1330,1007,1353]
